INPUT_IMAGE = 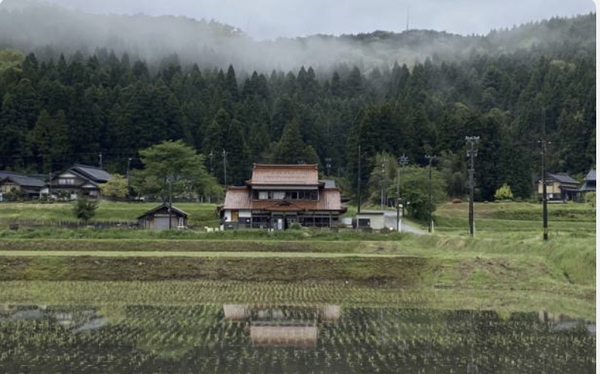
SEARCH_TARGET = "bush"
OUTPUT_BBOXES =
[584,192,595,209]
[289,222,302,230]
[494,184,514,201]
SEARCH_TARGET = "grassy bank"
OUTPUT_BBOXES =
[0,235,594,286]
[0,201,219,227]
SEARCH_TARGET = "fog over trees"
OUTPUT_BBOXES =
[0,0,595,201]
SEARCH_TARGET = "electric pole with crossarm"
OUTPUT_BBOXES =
[397,153,409,232]
[425,154,437,233]
[466,136,480,237]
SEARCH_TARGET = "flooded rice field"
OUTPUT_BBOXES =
[0,304,595,373]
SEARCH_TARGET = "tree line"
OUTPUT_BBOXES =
[0,15,595,202]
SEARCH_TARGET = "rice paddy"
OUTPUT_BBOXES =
[0,303,595,373]
[0,201,594,372]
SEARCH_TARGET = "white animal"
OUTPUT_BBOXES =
[204,226,217,233]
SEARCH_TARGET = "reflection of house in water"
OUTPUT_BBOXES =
[1,305,107,333]
[224,305,340,348]
[538,311,595,336]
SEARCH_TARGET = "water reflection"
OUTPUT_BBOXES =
[0,304,595,373]
[224,305,340,348]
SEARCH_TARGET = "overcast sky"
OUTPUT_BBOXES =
[36,0,597,40]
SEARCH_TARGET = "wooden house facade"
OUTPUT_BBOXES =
[220,164,345,230]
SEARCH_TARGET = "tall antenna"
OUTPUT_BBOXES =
[406,5,410,32]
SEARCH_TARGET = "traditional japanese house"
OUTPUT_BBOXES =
[221,164,345,230]
[536,172,580,201]
[49,164,112,199]
[579,168,596,195]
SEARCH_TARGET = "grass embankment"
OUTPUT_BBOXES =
[0,201,219,227]
[0,201,594,318]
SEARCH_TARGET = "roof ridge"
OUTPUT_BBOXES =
[253,163,318,169]
[73,163,105,170]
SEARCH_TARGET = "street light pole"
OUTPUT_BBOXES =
[466,136,480,237]
[425,154,437,233]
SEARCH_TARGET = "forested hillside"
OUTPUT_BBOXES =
[0,2,595,201]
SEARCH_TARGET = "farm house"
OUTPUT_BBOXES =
[220,164,345,230]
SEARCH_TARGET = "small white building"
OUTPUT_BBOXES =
[355,211,386,230]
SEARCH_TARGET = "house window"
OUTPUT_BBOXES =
[272,192,285,200]
[258,191,269,200]
[59,178,75,185]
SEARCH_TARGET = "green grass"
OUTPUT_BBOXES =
[0,201,594,318]
[0,281,594,320]
[0,201,219,227]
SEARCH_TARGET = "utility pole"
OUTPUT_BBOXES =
[325,158,332,176]
[47,171,52,200]
[397,154,409,232]
[425,154,437,233]
[380,158,386,209]
[466,136,480,237]
[126,157,132,201]
[539,110,549,241]
[357,145,362,213]
[168,176,173,230]
[222,149,228,188]
[209,150,215,175]
[99,153,103,169]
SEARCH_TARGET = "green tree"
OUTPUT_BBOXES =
[396,166,447,221]
[72,198,99,225]
[273,120,306,164]
[131,140,218,201]
[99,174,128,199]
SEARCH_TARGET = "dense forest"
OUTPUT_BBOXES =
[0,3,595,202]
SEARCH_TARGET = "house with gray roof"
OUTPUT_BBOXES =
[579,169,596,194]
[536,172,580,201]
[49,164,113,199]
[0,171,46,200]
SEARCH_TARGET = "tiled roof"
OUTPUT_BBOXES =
[222,187,342,212]
[547,173,579,185]
[248,164,319,186]
[223,187,252,210]
[72,164,112,183]
[584,169,596,182]
[0,171,45,188]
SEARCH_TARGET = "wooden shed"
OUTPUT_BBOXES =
[137,203,188,230]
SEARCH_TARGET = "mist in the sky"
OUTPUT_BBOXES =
[0,0,594,73]
[39,0,595,40]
